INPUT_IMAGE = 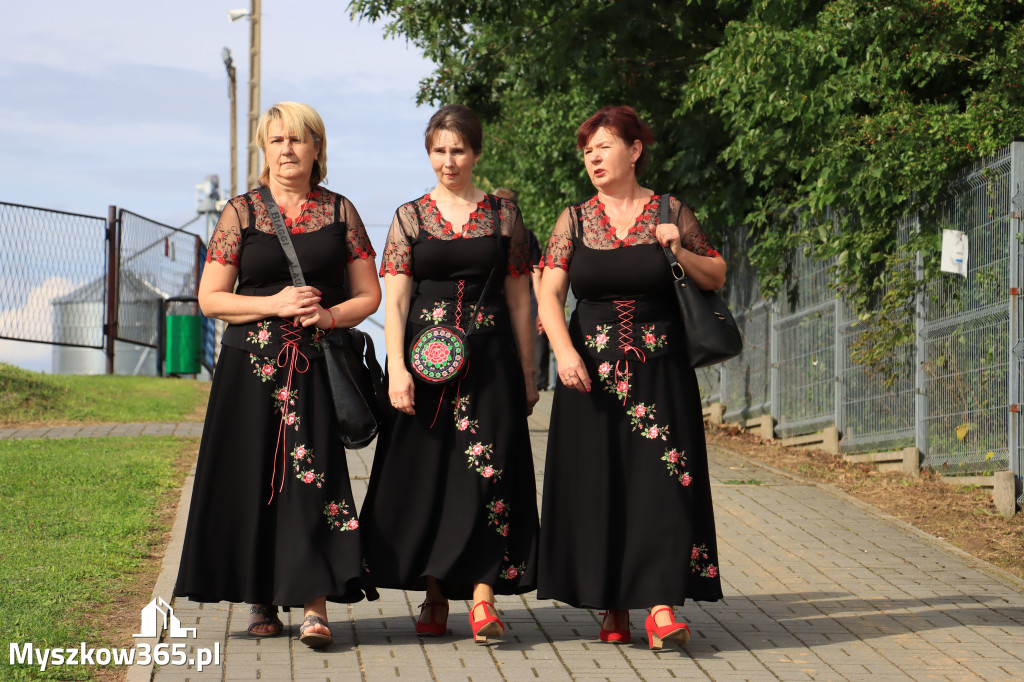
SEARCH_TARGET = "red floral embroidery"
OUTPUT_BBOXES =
[542,195,720,271]
[322,499,359,531]
[690,544,718,578]
[208,188,375,267]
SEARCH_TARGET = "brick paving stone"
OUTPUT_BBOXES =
[105,393,1024,681]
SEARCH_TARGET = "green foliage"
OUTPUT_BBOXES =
[350,0,1024,365]
[0,363,210,427]
[0,437,189,679]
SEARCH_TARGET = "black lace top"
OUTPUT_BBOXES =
[378,194,531,279]
[207,186,375,267]
[542,194,719,270]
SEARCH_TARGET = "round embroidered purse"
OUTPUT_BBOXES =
[409,325,469,384]
[406,196,504,384]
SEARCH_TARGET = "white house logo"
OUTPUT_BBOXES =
[10,597,219,673]
[133,598,196,639]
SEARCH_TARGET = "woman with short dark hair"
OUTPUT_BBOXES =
[361,104,540,643]
[537,105,725,650]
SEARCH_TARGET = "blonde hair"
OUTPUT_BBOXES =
[256,102,327,187]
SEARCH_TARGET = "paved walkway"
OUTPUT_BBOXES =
[28,395,1023,681]
[0,422,203,440]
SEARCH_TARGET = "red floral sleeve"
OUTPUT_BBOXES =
[673,197,721,259]
[502,200,531,278]
[378,203,416,277]
[542,208,575,271]
[340,196,376,263]
[205,196,246,266]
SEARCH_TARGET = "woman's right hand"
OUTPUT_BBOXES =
[388,366,416,415]
[269,285,321,319]
[556,351,591,393]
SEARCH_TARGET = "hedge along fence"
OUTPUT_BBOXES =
[700,139,1024,511]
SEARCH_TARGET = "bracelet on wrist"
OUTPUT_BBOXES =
[328,309,336,330]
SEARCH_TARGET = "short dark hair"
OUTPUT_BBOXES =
[424,104,483,155]
[493,187,518,205]
[576,105,655,173]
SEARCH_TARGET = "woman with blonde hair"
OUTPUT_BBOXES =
[174,102,380,649]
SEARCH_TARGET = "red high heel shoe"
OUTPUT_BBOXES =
[644,607,690,650]
[598,610,631,643]
[415,601,448,637]
[468,600,504,643]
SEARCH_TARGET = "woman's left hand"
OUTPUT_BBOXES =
[295,306,329,328]
[524,382,539,416]
[654,221,681,250]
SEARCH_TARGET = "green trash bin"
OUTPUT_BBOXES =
[166,314,202,374]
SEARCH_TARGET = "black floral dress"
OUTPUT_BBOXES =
[537,194,724,610]
[359,194,539,599]
[174,187,378,607]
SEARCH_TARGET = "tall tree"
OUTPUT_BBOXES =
[351,0,1024,362]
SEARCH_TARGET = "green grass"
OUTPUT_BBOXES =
[722,478,765,485]
[0,363,209,427]
[0,436,191,680]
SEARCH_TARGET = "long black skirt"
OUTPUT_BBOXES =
[360,330,539,599]
[174,344,376,606]
[537,348,723,610]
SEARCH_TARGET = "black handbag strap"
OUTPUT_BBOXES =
[462,195,504,336]
[259,185,308,288]
[659,192,687,281]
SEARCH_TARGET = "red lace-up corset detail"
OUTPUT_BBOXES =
[454,279,466,331]
[613,300,647,405]
[268,321,309,504]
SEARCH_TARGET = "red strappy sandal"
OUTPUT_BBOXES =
[644,607,690,650]
[468,600,504,643]
[598,609,631,643]
[415,601,449,637]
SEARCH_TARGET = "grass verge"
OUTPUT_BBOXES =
[707,426,1024,585]
[0,436,196,680]
[0,363,210,427]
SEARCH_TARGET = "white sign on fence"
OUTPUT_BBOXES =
[940,228,969,277]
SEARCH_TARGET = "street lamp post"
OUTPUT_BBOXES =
[229,0,260,191]
[221,47,237,199]
[246,0,261,191]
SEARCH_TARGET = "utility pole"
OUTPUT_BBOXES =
[246,0,261,191]
[221,47,237,199]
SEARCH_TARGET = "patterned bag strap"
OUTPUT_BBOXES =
[258,185,307,288]
[660,192,686,280]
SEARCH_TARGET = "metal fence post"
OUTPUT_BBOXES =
[834,299,845,441]
[769,299,780,429]
[914,215,929,463]
[1009,139,1024,498]
[104,205,120,374]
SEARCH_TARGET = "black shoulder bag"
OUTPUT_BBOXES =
[407,197,503,384]
[661,193,743,368]
[259,185,386,449]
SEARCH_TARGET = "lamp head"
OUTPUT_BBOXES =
[227,9,249,22]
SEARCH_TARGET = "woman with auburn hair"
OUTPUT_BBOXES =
[174,102,380,649]
[537,105,725,650]
[360,104,539,644]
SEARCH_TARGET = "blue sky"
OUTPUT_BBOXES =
[1,0,435,371]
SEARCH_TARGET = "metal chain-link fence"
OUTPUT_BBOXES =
[710,140,1023,486]
[118,210,202,349]
[1,202,207,373]
[0,202,108,348]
